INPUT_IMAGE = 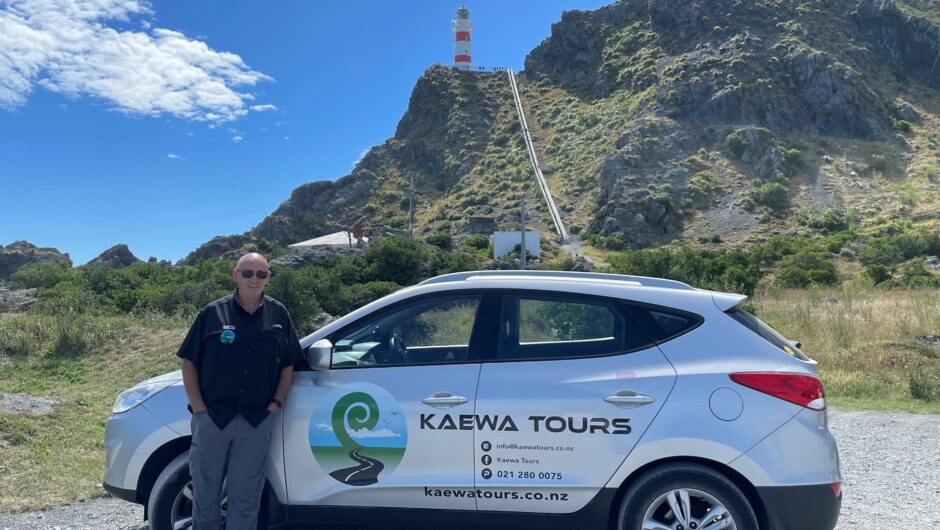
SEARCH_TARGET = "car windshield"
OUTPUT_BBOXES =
[727,307,810,361]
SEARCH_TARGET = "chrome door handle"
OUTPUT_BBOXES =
[605,390,655,408]
[423,392,469,408]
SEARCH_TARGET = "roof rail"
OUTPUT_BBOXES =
[418,270,695,291]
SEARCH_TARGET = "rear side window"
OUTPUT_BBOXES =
[625,303,702,343]
[497,294,654,361]
[727,307,809,360]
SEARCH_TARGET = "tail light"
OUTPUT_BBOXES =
[729,372,826,410]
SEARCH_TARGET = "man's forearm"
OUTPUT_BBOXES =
[181,359,207,412]
[273,366,294,404]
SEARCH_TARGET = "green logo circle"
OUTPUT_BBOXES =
[220,330,235,344]
[309,383,407,486]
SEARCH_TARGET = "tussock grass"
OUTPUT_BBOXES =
[0,313,185,512]
[752,285,940,412]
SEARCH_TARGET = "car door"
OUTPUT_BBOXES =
[473,292,678,513]
[282,294,487,511]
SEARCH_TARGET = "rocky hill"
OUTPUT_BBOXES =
[186,0,940,261]
[0,241,71,281]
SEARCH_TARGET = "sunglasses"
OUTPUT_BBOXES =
[237,269,270,279]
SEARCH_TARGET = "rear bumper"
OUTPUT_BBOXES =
[757,483,841,530]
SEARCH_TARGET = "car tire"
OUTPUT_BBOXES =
[617,462,758,530]
[147,452,196,530]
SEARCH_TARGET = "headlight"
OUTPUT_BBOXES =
[112,379,178,414]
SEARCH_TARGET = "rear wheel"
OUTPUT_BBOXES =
[618,463,758,530]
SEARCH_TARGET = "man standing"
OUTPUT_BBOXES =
[178,252,304,529]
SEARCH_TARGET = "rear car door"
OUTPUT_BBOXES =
[473,291,678,513]
[282,294,486,511]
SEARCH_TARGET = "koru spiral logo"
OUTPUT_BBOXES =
[308,383,407,486]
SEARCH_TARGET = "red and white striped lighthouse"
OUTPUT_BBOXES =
[452,6,473,71]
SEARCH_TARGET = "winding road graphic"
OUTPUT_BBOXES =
[329,448,385,486]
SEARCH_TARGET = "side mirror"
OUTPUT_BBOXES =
[306,338,333,371]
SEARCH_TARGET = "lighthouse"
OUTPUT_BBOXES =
[452,6,473,71]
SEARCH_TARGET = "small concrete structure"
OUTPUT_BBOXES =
[493,231,540,259]
[469,216,496,235]
[288,231,368,249]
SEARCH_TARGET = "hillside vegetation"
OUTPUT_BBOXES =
[184,0,940,267]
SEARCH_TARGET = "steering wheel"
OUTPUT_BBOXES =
[386,326,411,364]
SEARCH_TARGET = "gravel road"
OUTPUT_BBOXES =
[2,409,937,530]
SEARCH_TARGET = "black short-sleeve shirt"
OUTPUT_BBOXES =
[177,291,304,429]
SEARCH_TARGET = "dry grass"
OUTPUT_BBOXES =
[0,314,185,512]
[752,285,940,412]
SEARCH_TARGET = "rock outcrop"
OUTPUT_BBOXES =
[84,244,143,269]
[0,241,71,280]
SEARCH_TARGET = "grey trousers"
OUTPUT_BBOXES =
[190,411,275,530]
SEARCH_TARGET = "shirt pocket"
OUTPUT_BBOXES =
[257,329,288,364]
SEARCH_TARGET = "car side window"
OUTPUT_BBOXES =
[497,294,651,361]
[625,303,703,343]
[330,295,481,368]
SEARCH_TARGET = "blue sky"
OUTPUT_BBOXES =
[0,0,610,265]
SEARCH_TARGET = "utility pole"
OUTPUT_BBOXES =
[403,173,415,238]
[520,197,526,270]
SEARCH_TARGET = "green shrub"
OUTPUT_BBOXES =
[461,234,489,250]
[864,264,893,285]
[747,182,789,213]
[425,233,453,250]
[348,281,401,309]
[10,262,74,290]
[264,268,324,330]
[881,262,940,289]
[774,252,840,288]
[364,236,428,286]
[809,209,851,234]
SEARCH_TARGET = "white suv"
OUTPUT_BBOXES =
[104,270,842,530]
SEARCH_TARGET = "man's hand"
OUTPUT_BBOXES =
[267,402,280,414]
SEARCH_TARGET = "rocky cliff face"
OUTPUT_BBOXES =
[83,244,143,269]
[520,0,940,246]
[0,241,72,280]
[187,0,940,258]
[185,66,513,261]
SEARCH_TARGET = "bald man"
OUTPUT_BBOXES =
[178,253,304,529]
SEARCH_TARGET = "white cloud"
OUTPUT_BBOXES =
[232,135,243,143]
[250,104,276,112]
[312,423,400,439]
[0,0,273,122]
[167,153,181,159]
[349,428,401,439]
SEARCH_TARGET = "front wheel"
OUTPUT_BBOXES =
[147,452,236,530]
[618,463,758,530]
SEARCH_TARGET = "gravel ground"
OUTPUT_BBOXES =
[1,409,937,530]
